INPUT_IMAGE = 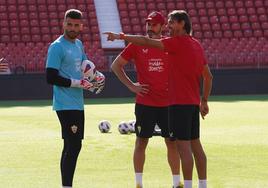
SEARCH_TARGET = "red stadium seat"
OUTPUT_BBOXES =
[186,2,195,9]
[235,1,244,8]
[262,22,268,30]
[10,20,19,27]
[28,5,37,11]
[227,8,236,16]
[200,16,209,23]
[18,5,27,12]
[239,15,248,23]
[244,30,253,37]
[137,3,146,10]
[167,2,175,10]
[9,12,18,19]
[245,0,254,8]
[214,31,222,38]
[11,35,20,42]
[229,15,238,23]
[29,12,38,19]
[198,9,207,16]
[222,23,230,30]
[237,8,246,16]
[192,24,201,31]
[21,35,31,42]
[206,1,214,9]
[219,16,228,23]
[8,5,17,12]
[215,1,224,8]
[31,27,40,34]
[231,23,241,30]
[209,16,218,24]
[224,31,233,38]
[176,2,185,9]
[241,23,251,30]
[207,9,216,16]
[257,8,266,15]
[252,22,261,30]
[247,8,256,15]
[147,3,156,10]
[217,8,226,16]
[253,30,263,37]
[259,15,268,22]
[0,27,9,35]
[211,23,221,31]
[21,27,30,34]
[203,31,213,38]
[188,9,197,17]
[202,23,210,31]
[225,1,234,8]
[196,2,205,9]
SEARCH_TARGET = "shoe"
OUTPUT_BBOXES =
[173,182,184,188]
[136,185,142,188]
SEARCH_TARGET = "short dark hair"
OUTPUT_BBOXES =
[64,9,83,20]
[168,10,192,35]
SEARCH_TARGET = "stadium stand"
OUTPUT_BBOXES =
[0,0,107,73]
[0,0,267,73]
[116,0,268,69]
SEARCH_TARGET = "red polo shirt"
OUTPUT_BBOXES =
[161,36,207,105]
[120,43,169,106]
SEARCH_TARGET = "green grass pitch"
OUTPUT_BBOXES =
[0,95,268,188]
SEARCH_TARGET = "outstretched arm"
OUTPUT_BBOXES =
[103,32,165,50]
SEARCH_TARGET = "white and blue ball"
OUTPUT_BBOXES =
[128,120,136,133]
[98,120,111,133]
[118,121,130,134]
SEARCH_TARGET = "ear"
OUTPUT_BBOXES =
[80,24,83,31]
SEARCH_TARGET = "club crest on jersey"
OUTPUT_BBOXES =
[142,48,148,54]
[137,126,141,134]
[71,125,78,134]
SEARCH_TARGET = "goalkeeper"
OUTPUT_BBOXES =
[46,9,104,188]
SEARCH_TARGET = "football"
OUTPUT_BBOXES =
[81,59,96,81]
[118,121,130,134]
[128,120,136,133]
[98,120,111,133]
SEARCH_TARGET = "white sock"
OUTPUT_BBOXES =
[184,180,192,188]
[199,179,207,188]
[135,172,143,187]
[172,174,180,187]
[62,186,72,188]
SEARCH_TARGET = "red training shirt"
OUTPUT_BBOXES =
[120,43,169,106]
[161,36,207,105]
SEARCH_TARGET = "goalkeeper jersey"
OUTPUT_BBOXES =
[120,43,169,107]
[46,35,87,111]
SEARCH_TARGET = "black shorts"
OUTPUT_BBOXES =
[56,110,84,140]
[168,105,200,141]
[135,103,169,138]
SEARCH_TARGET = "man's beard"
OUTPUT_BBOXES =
[147,30,159,38]
[66,30,80,39]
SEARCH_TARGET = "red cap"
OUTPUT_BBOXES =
[145,11,165,25]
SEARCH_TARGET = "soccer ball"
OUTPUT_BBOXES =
[98,120,111,133]
[81,59,96,81]
[128,120,136,133]
[118,121,130,134]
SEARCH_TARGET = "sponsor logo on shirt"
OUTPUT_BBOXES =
[148,58,164,72]
[71,125,78,134]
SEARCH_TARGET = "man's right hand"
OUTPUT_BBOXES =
[129,82,149,96]
[71,78,94,90]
